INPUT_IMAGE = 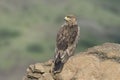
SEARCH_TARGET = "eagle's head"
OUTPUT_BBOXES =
[64,15,77,26]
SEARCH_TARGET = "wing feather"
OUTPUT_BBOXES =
[56,24,78,51]
[56,25,68,50]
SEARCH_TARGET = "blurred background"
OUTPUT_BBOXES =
[0,0,120,80]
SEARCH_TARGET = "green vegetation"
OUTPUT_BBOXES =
[0,1,120,79]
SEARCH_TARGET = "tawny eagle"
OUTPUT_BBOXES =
[52,15,80,74]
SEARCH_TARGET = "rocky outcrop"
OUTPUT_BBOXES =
[23,43,120,80]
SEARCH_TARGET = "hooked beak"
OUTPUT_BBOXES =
[64,17,70,21]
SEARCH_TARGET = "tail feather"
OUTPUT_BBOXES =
[52,52,69,74]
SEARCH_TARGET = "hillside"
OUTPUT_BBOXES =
[23,43,120,80]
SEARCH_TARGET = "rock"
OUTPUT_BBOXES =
[34,63,45,73]
[23,43,120,80]
[27,72,41,79]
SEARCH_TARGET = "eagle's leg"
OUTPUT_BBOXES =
[61,51,69,63]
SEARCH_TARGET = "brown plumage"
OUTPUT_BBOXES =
[52,15,80,74]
